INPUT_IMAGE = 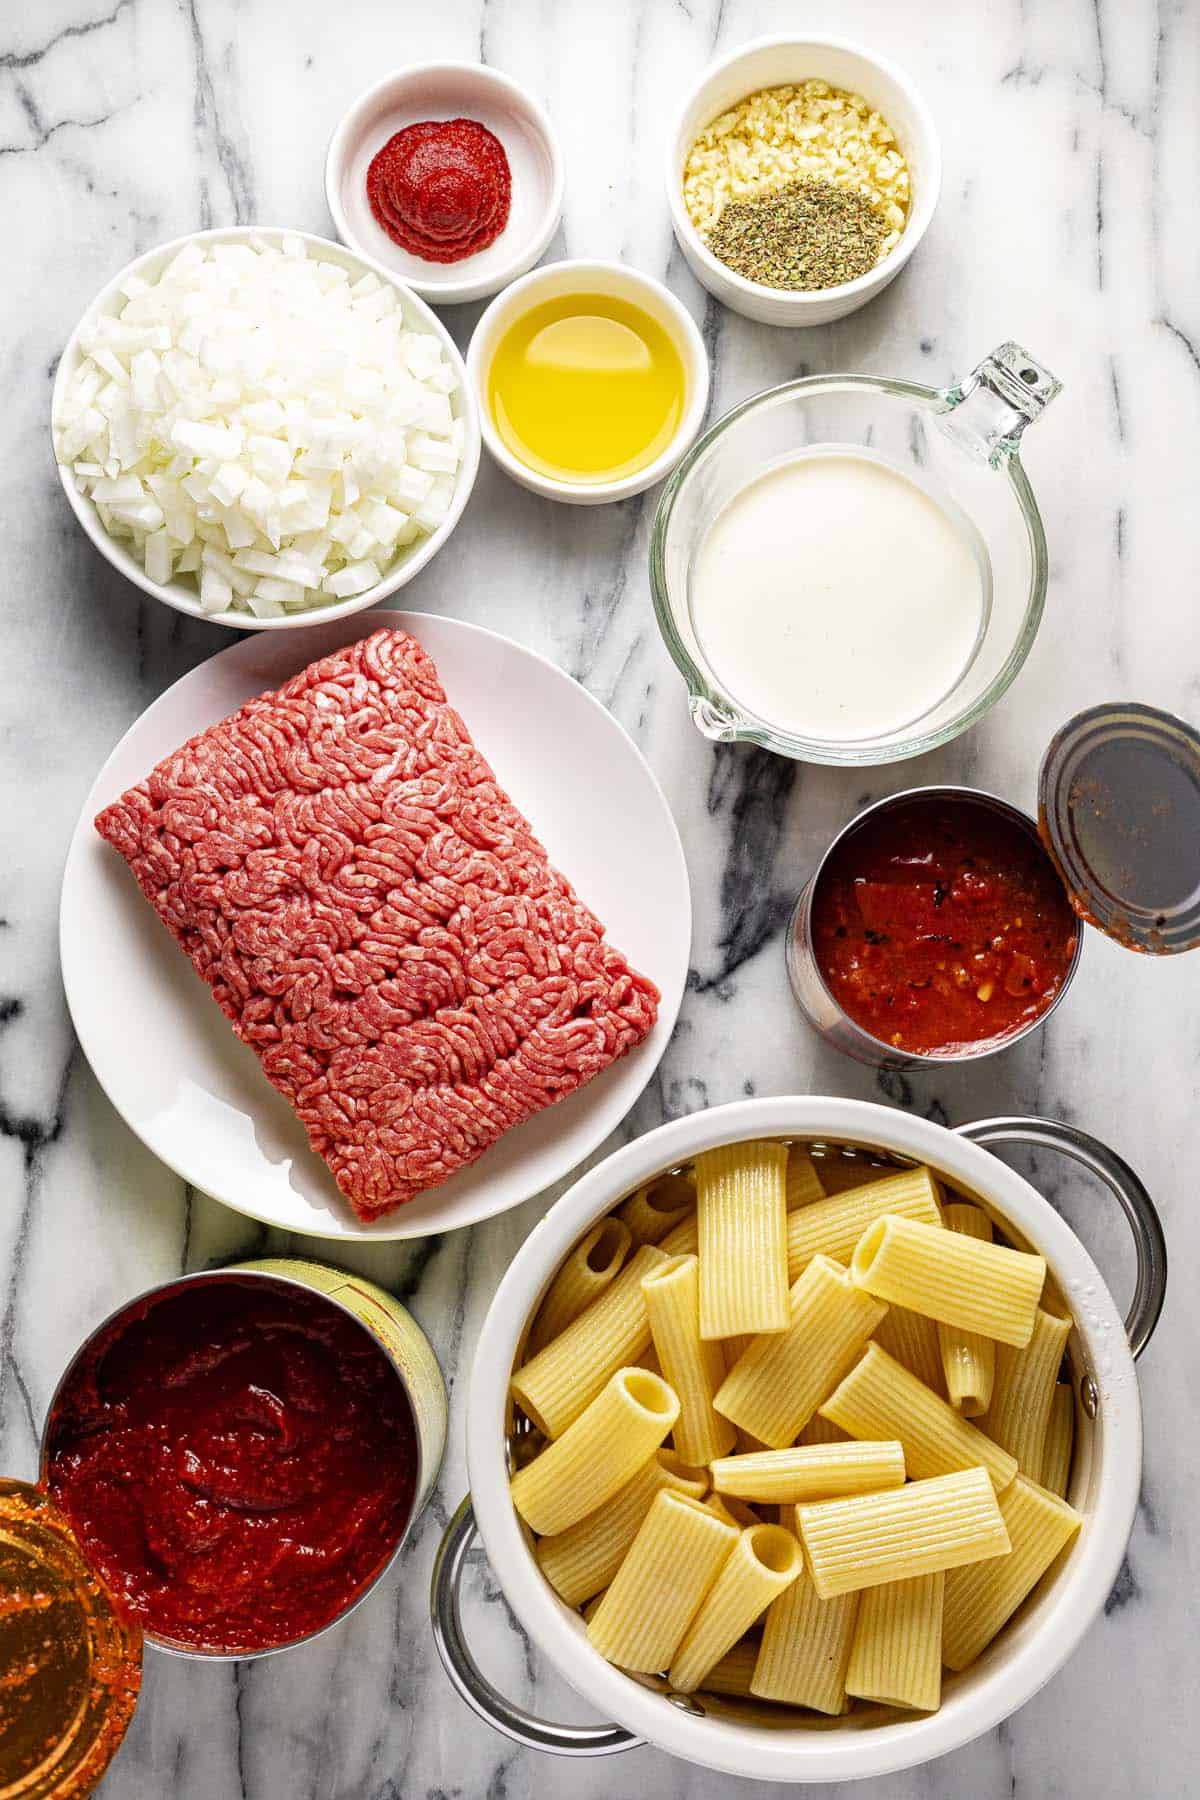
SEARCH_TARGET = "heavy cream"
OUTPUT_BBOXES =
[690,449,990,743]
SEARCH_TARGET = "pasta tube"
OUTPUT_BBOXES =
[711,1441,905,1505]
[587,1491,738,1672]
[704,1492,760,1530]
[786,1166,943,1280]
[527,1216,632,1354]
[535,1449,707,1606]
[1040,1386,1075,1499]
[844,1572,944,1712]
[796,1467,1011,1600]
[714,1256,887,1449]
[785,1148,825,1211]
[642,1255,735,1464]
[816,1156,897,1195]
[696,1141,789,1337]
[942,1475,1081,1669]
[702,1638,759,1697]
[982,1307,1072,1480]
[937,1203,996,1414]
[875,1302,945,1395]
[819,1343,1017,1491]
[660,1213,699,1257]
[668,1524,803,1693]
[751,1567,860,1712]
[618,1171,695,1245]
[510,1368,679,1536]
[851,1213,1045,1347]
[795,1412,849,1448]
[510,1244,668,1437]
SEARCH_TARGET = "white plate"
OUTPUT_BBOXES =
[61,612,690,1240]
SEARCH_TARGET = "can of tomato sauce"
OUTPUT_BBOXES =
[786,705,1200,1070]
[39,1261,447,1664]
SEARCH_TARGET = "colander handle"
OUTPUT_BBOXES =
[430,1495,641,1757]
[957,1115,1166,1358]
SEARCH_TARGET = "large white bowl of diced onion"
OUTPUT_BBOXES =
[52,227,480,630]
[442,1095,1161,1782]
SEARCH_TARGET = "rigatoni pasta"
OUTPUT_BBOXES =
[819,1343,1017,1491]
[751,1568,860,1712]
[510,1244,667,1437]
[875,1302,945,1395]
[851,1213,1045,1347]
[937,1203,996,1415]
[695,1141,789,1337]
[785,1148,825,1211]
[510,1367,679,1535]
[642,1254,735,1464]
[942,1475,1082,1669]
[796,1467,1011,1599]
[786,1166,942,1281]
[587,1491,737,1672]
[669,1524,803,1693]
[982,1307,1072,1480]
[527,1216,632,1354]
[535,1450,707,1606]
[1040,1385,1075,1499]
[702,1637,759,1697]
[714,1256,887,1448]
[711,1441,905,1505]
[619,1172,695,1245]
[844,1572,944,1712]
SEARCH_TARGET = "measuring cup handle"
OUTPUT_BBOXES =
[957,1115,1167,1357]
[429,1496,642,1758]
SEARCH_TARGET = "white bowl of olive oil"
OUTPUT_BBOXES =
[466,260,709,504]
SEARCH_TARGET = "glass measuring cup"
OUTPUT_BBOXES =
[649,342,1061,765]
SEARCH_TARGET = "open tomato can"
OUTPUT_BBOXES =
[787,703,1200,1069]
[1,1260,445,1793]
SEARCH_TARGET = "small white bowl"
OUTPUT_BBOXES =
[326,64,564,306]
[667,35,941,327]
[51,226,481,633]
[466,261,709,506]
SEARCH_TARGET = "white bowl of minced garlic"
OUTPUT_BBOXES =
[667,36,941,327]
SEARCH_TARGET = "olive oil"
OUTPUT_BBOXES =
[487,293,686,484]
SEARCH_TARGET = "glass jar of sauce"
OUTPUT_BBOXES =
[787,704,1200,1068]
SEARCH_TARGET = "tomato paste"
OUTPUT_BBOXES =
[367,118,511,262]
[45,1277,416,1653]
[811,797,1079,1055]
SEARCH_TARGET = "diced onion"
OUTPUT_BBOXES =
[54,237,464,617]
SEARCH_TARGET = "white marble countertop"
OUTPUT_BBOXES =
[4,0,1198,1794]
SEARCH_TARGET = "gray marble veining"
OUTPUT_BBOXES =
[3,0,1199,1794]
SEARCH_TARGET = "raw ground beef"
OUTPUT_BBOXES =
[95,629,660,1220]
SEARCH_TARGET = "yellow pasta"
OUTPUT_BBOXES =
[581,1590,607,1624]
[851,1214,1045,1347]
[1040,1386,1075,1499]
[875,1302,945,1395]
[702,1637,760,1697]
[942,1474,1082,1669]
[796,1467,1011,1600]
[814,1155,901,1195]
[786,1167,943,1281]
[668,1524,803,1693]
[527,1216,632,1355]
[714,1256,887,1449]
[820,1343,1017,1491]
[618,1171,695,1245]
[510,1244,668,1437]
[587,1492,737,1672]
[751,1567,860,1712]
[696,1141,789,1338]
[785,1147,826,1211]
[982,1307,1072,1480]
[844,1572,944,1712]
[795,1412,849,1447]
[535,1449,707,1606]
[704,1493,760,1530]
[642,1255,735,1464]
[711,1441,905,1505]
[660,1213,699,1257]
[510,1368,679,1536]
[724,1334,756,1370]
[937,1203,996,1414]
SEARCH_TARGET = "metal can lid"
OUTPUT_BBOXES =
[1038,702,1200,954]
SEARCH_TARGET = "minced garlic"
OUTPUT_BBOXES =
[682,80,910,258]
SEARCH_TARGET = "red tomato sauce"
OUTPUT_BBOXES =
[367,118,511,263]
[45,1278,416,1653]
[811,798,1079,1055]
